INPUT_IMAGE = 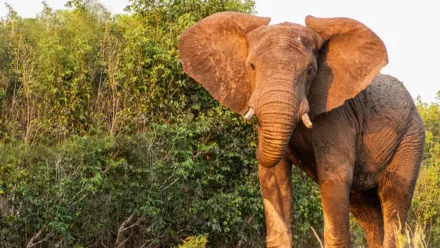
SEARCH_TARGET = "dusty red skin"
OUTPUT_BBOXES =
[179,12,424,248]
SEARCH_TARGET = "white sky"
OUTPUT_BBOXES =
[1,0,438,102]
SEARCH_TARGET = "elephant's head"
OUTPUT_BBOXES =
[178,12,388,168]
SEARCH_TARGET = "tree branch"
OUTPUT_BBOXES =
[115,206,145,248]
[27,222,51,248]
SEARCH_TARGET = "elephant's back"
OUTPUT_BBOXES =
[362,74,415,128]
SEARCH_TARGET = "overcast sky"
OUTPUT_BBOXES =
[1,0,438,102]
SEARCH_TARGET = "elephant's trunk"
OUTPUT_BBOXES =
[254,81,305,168]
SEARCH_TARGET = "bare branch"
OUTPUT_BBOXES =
[27,222,51,248]
[310,226,324,248]
[121,215,145,232]
[115,206,145,248]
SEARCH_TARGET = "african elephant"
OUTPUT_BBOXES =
[178,12,425,248]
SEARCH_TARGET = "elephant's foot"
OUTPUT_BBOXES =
[266,232,292,248]
[323,227,351,248]
[324,239,352,248]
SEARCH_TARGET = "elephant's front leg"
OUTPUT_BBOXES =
[315,148,355,248]
[259,156,292,248]
[313,135,355,248]
[313,113,356,248]
[319,170,352,248]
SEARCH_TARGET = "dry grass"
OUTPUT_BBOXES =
[310,220,430,248]
[394,222,429,248]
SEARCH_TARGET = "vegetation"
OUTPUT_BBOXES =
[0,0,438,247]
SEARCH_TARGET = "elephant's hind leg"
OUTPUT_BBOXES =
[378,119,424,248]
[349,189,384,248]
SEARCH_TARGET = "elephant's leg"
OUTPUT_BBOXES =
[378,128,424,248]
[349,190,384,248]
[315,152,354,247]
[259,156,292,248]
[318,172,352,248]
[313,121,356,247]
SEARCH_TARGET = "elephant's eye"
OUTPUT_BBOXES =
[307,66,314,76]
[250,63,256,70]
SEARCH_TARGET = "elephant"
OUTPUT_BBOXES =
[178,12,425,248]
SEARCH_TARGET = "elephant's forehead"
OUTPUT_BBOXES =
[247,23,316,51]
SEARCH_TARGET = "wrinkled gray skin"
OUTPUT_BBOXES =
[178,12,425,248]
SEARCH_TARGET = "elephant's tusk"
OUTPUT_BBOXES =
[301,113,313,128]
[244,108,255,121]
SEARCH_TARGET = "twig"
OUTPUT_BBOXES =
[27,232,52,248]
[115,206,145,248]
[100,235,108,248]
[160,178,180,193]
[120,215,146,232]
[310,226,324,248]
[27,222,50,248]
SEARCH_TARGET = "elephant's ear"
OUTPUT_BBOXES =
[178,12,270,114]
[305,16,388,117]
